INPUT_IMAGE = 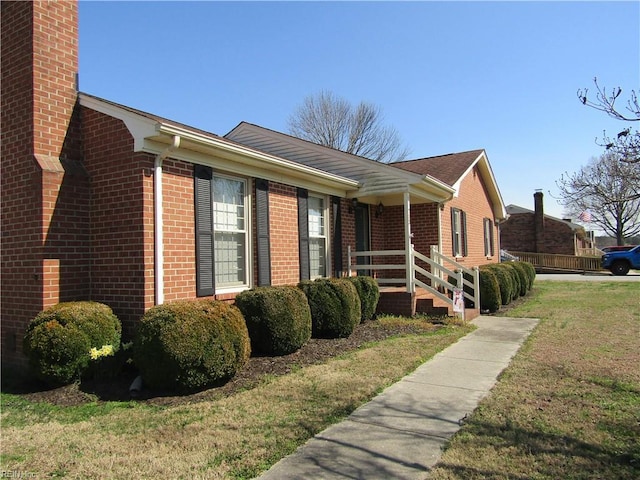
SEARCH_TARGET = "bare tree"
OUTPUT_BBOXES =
[288,91,410,163]
[556,151,640,244]
[578,77,640,163]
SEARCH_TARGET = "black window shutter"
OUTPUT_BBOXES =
[297,188,310,281]
[332,196,343,276]
[461,210,468,257]
[256,179,271,286]
[194,165,215,296]
[489,219,495,256]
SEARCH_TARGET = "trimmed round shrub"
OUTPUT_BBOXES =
[483,264,515,305]
[346,276,380,322]
[298,278,361,338]
[511,262,529,296]
[235,286,311,355]
[23,301,122,385]
[479,269,501,313]
[133,299,250,391]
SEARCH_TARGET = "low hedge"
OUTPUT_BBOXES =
[510,262,530,296]
[479,268,501,313]
[298,278,361,338]
[503,263,522,299]
[133,299,250,391]
[23,301,122,385]
[346,276,380,322]
[235,286,312,355]
[516,261,536,290]
[482,264,515,305]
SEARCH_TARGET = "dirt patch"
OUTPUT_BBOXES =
[8,320,442,408]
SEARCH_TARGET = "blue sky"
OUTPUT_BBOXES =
[78,1,639,221]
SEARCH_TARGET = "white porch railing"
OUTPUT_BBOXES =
[347,245,480,310]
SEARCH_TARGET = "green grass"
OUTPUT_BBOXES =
[428,281,640,480]
[0,319,471,479]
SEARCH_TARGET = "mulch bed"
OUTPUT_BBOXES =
[5,320,442,408]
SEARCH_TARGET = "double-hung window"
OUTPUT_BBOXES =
[195,165,249,296]
[297,188,329,280]
[213,175,247,287]
[451,208,467,257]
[308,195,327,278]
[483,218,495,257]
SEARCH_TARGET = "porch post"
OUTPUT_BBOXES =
[404,192,414,293]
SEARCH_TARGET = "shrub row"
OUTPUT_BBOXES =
[479,261,536,313]
[23,277,380,391]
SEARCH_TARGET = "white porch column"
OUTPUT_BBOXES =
[404,192,414,293]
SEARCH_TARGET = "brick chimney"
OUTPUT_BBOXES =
[533,190,545,253]
[1,0,87,371]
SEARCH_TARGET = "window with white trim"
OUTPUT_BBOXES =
[483,218,495,257]
[195,165,249,296]
[308,195,327,278]
[213,175,247,287]
[451,208,467,257]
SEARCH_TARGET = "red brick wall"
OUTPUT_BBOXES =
[162,159,197,301]
[269,183,301,285]
[442,165,499,267]
[340,200,356,274]
[81,108,154,337]
[500,213,536,253]
[1,1,84,370]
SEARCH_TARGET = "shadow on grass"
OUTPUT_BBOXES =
[436,416,640,479]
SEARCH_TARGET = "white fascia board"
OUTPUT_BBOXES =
[79,94,158,151]
[142,139,353,197]
[155,124,359,193]
[450,150,507,220]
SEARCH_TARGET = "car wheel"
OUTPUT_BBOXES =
[610,260,630,276]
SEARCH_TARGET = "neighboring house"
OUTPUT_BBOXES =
[500,191,592,256]
[1,1,506,371]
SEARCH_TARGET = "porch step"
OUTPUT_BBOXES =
[377,287,479,321]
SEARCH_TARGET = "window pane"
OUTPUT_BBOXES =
[214,232,246,286]
[310,237,326,278]
[213,177,245,231]
[308,196,324,236]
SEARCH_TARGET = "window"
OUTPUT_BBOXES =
[451,208,467,257]
[297,188,329,280]
[308,195,327,278]
[483,218,495,257]
[213,176,247,287]
[195,166,249,296]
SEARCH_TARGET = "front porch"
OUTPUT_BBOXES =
[348,245,481,321]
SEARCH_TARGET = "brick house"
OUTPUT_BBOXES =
[1,0,506,371]
[500,191,592,255]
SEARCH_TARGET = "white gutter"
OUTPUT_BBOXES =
[154,135,181,305]
[157,123,359,189]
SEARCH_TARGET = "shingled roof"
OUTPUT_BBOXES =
[390,149,485,187]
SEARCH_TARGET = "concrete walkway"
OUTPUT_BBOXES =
[256,316,539,480]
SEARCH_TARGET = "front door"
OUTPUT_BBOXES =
[355,203,371,276]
